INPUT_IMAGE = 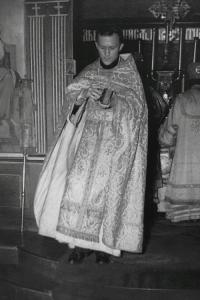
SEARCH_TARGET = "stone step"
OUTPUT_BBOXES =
[0,245,18,264]
[1,222,200,300]
[18,231,69,280]
[1,264,200,300]
[0,230,21,264]
[56,260,200,290]
[53,282,200,300]
[0,281,15,300]
[0,265,57,300]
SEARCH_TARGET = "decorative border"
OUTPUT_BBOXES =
[82,27,200,42]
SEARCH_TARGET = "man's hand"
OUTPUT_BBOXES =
[87,83,106,102]
[87,88,103,101]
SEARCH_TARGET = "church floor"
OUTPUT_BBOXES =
[0,213,200,299]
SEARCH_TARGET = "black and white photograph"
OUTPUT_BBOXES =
[0,0,200,299]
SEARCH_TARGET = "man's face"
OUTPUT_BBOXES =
[95,33,123,66]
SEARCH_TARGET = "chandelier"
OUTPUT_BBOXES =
[149,0,191,27]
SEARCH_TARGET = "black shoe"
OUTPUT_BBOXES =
[95,251,110,264]
[68,248,86,264]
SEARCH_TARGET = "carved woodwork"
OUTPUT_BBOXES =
[25,0,74,153]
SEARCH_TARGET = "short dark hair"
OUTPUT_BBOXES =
[95,25,123,44]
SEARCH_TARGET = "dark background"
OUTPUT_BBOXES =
[74,0,200,76]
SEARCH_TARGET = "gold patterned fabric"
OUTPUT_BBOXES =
[34,54,148,255]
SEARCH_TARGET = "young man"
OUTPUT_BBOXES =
[34,25,148,264]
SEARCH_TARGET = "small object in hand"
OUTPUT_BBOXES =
[98,89,113,108]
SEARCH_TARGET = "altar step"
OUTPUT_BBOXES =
[0,245,18,265]
[0,265,56,300]
[1,266,200,300]
[0,230,60,299]
[0,230,62,299]
[1,219,200,300]
[0,230,20,264]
